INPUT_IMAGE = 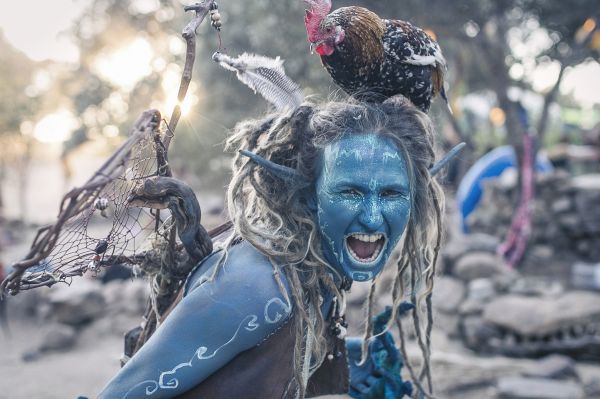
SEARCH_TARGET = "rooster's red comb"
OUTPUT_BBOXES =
[303,0,332,17]
[303,0,331,40]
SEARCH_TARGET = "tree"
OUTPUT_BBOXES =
[389,0,598,156]
[0,31,40,221]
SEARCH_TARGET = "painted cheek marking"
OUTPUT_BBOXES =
[317,202,344,266]
[382,150,402,163]
[368,178,378,192]
[351,271,374,281]
[337,147,364,162]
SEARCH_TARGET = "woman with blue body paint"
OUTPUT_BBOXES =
[99,95,444,399]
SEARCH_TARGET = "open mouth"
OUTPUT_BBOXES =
[345,233,386,264]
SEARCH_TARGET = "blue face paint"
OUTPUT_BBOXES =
[315,134,411,282]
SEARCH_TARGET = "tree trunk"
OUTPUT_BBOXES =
[537,63,567,142]
[18,140,32,224]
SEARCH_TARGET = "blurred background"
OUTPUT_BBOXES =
[0,0,599,398]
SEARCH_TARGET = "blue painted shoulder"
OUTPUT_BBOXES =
[98,240,292,399]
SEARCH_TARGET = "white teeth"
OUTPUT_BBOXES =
[350,233,383,243]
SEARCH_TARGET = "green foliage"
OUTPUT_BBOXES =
[0,31,39,134]
[6,0,598,191]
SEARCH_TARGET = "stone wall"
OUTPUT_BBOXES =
[468,172,600,262]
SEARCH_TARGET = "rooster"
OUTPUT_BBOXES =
[303,0,449,112]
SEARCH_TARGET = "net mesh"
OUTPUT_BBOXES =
[16,117,165,291]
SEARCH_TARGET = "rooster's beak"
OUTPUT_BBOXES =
[309,40,325,55]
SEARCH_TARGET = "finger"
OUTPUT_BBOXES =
[397,301,415,316]
[353,383,371,395]
[366,375,380,387]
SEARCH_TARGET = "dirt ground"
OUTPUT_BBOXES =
[0,319,125,399]
[0,317,351,399]
[2,316,600,398]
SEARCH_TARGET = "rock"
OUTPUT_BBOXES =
[557,214,581,231]
[497,377,584,399]
[442,234,500,268]
[434,312,461,338]
[492,270,521,294]
[103,280,125,313]
[21,350,42,362]
[508,277,563,297]
[454,252,504,281]
[585,378,600,397]
[458,298,485,316]
[433,276,465,314]
[528,245,555,261]
[121,279,149,315]
[5,289,44,320]
[86,313,138,338]
[48,280,106,326]
[551,198,573,214]
[460,315,500,349]
[467,278,496,302]
[571,174,600,191]
[482,292,600,336]
[522,354,577,380]
[39,324,77,352]
[104,279,149,315]
[21,324,78,362]
[467,172,600,261]
[572,262,600,291]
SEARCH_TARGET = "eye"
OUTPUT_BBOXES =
[325,26,333,33]
[340,188,362,197]
[381,190,408,199]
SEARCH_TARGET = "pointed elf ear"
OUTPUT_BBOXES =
[429,143,466,177]
[239,150,311,185]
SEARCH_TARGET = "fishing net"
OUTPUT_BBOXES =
[2,110,165,294]
[0,1,224,299]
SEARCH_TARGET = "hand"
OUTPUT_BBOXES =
[347,304,414,399]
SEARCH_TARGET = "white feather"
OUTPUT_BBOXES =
[213,52,304,112]
[403,54,438,66]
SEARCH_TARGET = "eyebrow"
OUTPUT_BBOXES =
[333,180,409,191]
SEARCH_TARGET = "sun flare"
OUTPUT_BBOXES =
[93,37,154,91]
[33,110,79,143]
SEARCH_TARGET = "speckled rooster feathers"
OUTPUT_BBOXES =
[304,2,449,113]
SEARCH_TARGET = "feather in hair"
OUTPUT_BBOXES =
[213,52,304,112]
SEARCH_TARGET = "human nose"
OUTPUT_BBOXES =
[358,195,384,231]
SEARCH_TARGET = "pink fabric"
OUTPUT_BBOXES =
[497,132,535,268]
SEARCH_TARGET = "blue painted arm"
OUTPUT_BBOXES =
[98,241,291,399]
[347,304,414,399]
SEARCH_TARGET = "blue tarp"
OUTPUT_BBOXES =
[456,146,553,232]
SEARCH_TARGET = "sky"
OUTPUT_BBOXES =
[0,0,88,63]
[0,1,599,108]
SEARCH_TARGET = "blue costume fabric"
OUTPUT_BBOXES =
[348,305,414,399]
